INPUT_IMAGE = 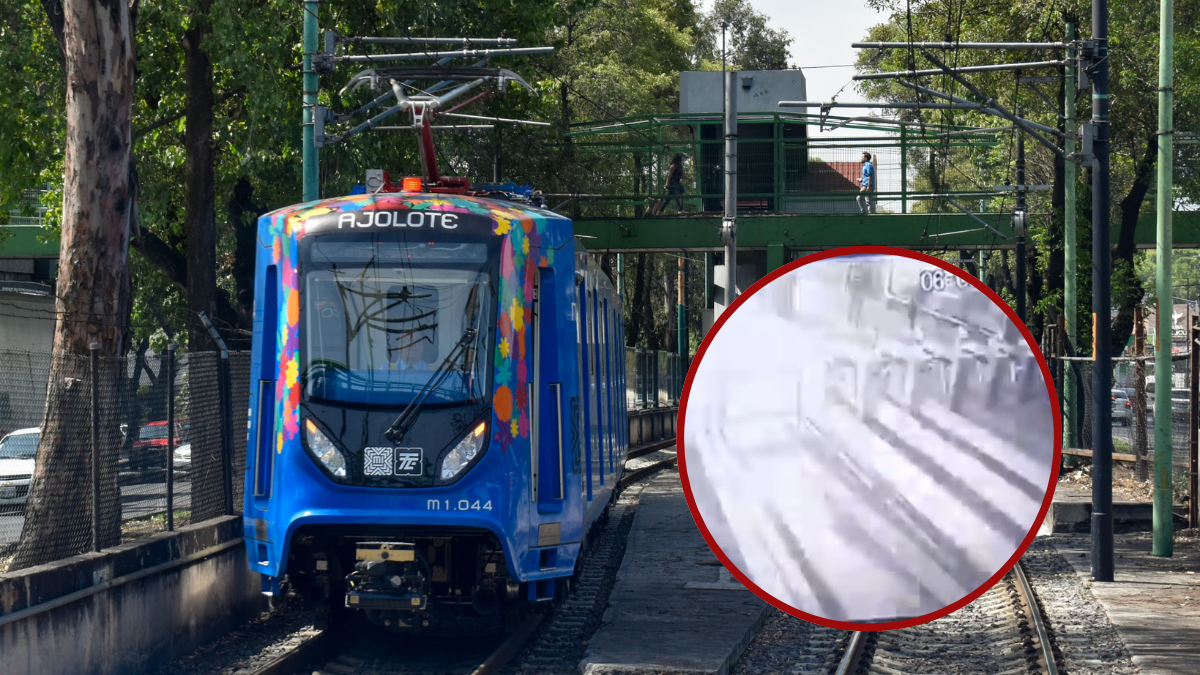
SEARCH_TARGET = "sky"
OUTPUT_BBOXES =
[699,0,891,104]
[696,0,898,193]
[743,0,890,104]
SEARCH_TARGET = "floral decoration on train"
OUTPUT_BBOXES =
[259,194,555,457]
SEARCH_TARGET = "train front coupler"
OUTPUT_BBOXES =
[344,541,431,629]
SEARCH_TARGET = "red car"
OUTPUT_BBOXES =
[129,421,185,470]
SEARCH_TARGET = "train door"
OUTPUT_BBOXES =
[602,299,614,478]
[590,286,602,485]
[250,264,279,502]
[577,277,593,501]
[533,267,566,511]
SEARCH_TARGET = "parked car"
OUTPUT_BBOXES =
[1145,385,1190,421]
[0,428,38,513]
[129,421,185,471]
[173,442,191,476]
[1111,389,1131,426]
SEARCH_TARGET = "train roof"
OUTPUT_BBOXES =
[262,192,569,230]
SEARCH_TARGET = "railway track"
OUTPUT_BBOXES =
[245,442,676,675]
[826,559,1058,675]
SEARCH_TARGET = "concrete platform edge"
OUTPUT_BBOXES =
[579,601,770,675]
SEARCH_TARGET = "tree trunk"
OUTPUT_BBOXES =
[13,0,135,571]
[627,253,648,347]
[663,258,675,349]
[180,1,228,523]
[183,0,217,352]
[1111,136,1158,356]
[999,250,1017,301]
[230,177,263,349]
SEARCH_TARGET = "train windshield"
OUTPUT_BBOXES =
[301,234,495,407]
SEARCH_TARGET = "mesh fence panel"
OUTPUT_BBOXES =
[182,351,226,524]
[0,349,249,574]
[1060,359,1192,472]
[229,352,251,511]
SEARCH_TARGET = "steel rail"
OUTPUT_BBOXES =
[834,631,869,675]
[245,630,335,675]
[247,612,545,675]
[244,439,677,675]
[1013,560,1060,675]
[626,438,677,460]
[619,453,678,488]
[470,613,545,675]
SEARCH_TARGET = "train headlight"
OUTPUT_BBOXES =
[304,418,346,478]
[441,422,487,480]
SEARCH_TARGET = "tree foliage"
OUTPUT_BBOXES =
[857,0,1200,354]
[694,0,792,71]
[1,0,793,354]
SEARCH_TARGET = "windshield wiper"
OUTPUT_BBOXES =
[384,327,478,443]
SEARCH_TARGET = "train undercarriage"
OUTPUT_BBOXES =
[279,509,612,631]
[283,526,537,630]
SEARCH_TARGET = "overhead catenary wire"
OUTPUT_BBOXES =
[853,41,1070,50]
[855,60,1068,81]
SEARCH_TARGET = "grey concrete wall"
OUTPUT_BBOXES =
[0,517,261,675]
[0,287,55,351]
[680,70,807,114]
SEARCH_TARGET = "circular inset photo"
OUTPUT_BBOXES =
[680,247,1061,631]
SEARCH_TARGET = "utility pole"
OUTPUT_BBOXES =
[723,70,738,310]
[1153,0,1175,557]
[1135,307,1150,480]
[678,254,688,380]
[302,0,320,201]
[1091,0,1116,582]
[1064,22,1080,451]
[1014,88,1028,323]
[617,254,624,298]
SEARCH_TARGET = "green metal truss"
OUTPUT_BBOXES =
[572,211,1200,258]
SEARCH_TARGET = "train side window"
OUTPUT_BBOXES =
[589,287,601,484]
[535,267,565,505]
[602,299,613,474]
[579,280,593,500]
[254,265,279,498]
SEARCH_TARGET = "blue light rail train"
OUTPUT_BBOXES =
[242,181,630,629]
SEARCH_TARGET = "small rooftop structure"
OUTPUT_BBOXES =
[680,70,806,114]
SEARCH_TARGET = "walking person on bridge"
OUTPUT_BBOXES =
[652,153,689,216]
[858,152,876,214]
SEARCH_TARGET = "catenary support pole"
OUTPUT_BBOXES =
[90,343,101,553]
[1192,315,1200,527]
[900,125,908,214]
[723,70,738,310]
[678,254,687,381]
[166,343,176,532]
[617,254,624,298]
[704,252,714,309]
[1065,22,1080,452]
[1015,92,1027,323]
[1153,0,1175,557]
[1092,0,1116,582]
[302,0,320,201]
[1135,307,1150,479]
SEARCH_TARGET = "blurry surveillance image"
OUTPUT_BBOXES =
[683,252,1055,626]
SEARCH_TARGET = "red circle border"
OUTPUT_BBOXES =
[676,245,1064,632]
